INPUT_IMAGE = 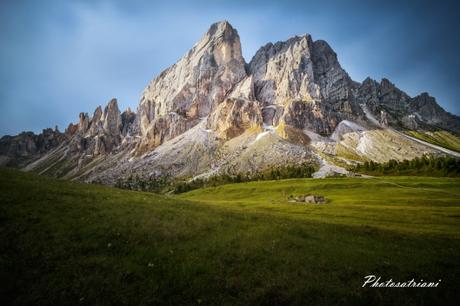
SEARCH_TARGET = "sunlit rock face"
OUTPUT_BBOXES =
[206,98,263,140]
[103,99,122,137]
[137,21,247,150]
[88,106,103,136]
[248,35,320,109]
[135,20,458,149]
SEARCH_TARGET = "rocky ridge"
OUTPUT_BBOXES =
[1,21,459,183]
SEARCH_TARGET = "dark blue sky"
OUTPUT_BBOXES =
[1,0,459,136]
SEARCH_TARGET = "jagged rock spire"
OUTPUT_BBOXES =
[103,98,122,136]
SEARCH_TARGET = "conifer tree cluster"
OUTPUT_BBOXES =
[174,163,316,194]
[352,155,460,177]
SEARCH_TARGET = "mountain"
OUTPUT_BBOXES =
[1,21,459,184]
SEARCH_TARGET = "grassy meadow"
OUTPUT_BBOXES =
[1,167,460,305]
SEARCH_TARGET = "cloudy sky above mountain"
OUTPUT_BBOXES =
[1,0,459,135]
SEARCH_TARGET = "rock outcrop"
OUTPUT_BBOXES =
[121,107,136,136]
[0,127,65,167]
[207,98,262,140]
[65,98,124,156]
[356,78,460,134]
[409,93,460,134]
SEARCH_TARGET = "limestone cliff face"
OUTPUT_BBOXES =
[88,106,103,136]
[206,98,262,140]
[249,35,320,109]
[35,98,128,161]
[138,21,247,150]
[247,35,362,134]
[70,98,125,155]
[281,101,340,135]
[103,99,122,137]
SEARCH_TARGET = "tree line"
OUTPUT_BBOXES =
[114,162,316,194]
[351,155,460,177]
[174,163,316,194]
[115,174,170,193]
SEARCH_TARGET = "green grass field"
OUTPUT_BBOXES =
[1,167,460,305]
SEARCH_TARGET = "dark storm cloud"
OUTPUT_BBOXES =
[1,0,459,135]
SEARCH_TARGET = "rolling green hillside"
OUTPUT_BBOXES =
[1,168,460,305]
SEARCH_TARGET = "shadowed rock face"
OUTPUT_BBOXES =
[121,107,136,136]
[282,101,341,135]
[0,128,65,167]
[410,93,460,134]
[355,78,460,134]
[356,78,410,116]
[0,129,63,157]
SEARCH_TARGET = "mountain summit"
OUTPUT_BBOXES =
[137,21,247,151]
[1,21,459,184]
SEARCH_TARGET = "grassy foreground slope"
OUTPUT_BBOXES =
[1,168,460,305]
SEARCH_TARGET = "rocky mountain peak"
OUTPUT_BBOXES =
[78,112,90,133]
[410,93,444,118]
[191,20,244,67]
[380,78,396,89]
[137,20,247,151]
[362,77,377,86]
[206,20,237,41]
[407,93,460,134]
[248,32,360,132]
[103,98,122,136]
[312,39,337,64]
[357,76,410,115]
[248,34,316,108]
[106,98,118,109]
[93,106,103,120]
